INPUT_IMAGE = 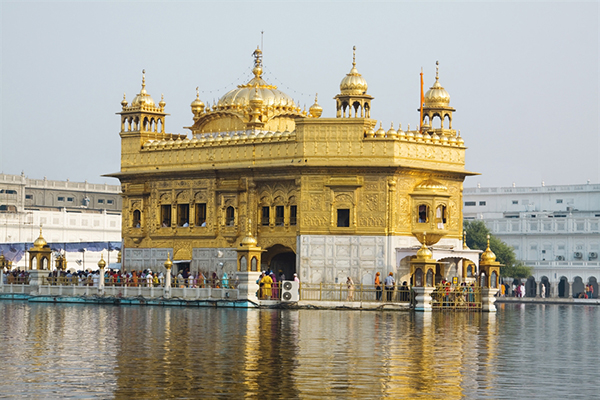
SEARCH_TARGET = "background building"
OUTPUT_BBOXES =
[0,173,122,270]
[463,183,599,298]
[110,48,480,286]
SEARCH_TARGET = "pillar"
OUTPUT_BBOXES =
[413,287,435,312]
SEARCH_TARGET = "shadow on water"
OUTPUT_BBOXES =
[0,302,598,399]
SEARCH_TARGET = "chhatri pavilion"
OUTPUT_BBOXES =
[109,47,481,287]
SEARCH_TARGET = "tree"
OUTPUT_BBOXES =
[463,220,532,279]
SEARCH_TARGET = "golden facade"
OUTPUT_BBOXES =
[110,47,476,284]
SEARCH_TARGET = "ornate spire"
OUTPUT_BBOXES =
[352,45,356,68]
[435,61,439,81]
[141,69,146,91]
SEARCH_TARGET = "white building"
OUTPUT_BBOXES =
[0,173,122,270]
[463,182,599,298]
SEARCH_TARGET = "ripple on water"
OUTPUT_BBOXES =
[0,303,598,399]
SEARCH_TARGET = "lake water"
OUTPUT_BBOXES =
[0,301,598,399]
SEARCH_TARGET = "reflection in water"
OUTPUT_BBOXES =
[0,302,598,399]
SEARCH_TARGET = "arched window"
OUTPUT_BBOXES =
[436,205,447,229]
[491,271,498,288]
[133,210,141,228]
[251,256,258,272]
[226,206,235,226]
[426,269,433,287]
[418,205,429,223]
[480,273,486,287]
[467,264,473,277]
[240,256,247,271]
[415,268,423,287]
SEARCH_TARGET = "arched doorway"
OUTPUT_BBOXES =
[263,244,296,281]
[540,276,550,298]
[526,276,537,297]
[572,276,584,298]
[588,277,598,299]
[558,276,569,298]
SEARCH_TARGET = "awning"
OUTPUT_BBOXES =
[108,262,122,270]
[173,260,191,264]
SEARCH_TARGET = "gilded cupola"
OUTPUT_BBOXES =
[480,235,497,264]
[131,70,156,108]
[339,46,368,96]
[309,94,323,118]
[334,46,374,119]
[424,61,450,107]
[33,226,48,249]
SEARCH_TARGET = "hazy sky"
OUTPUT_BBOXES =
[1,1,598,188]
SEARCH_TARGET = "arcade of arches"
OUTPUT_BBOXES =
[514,275,598,299]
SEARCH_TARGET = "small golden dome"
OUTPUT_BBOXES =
[424,62,450,107]
[448,135,457,146]
[191,87,204,110]
[131,70,156,107]
[97,254,106,269]
[480,235,497,263]
[121,93,128,108]
[457,130,465,146]
[164,253,173,269]
[416,243,433,260]
[159,94,166,109]
[309,93,323,118]
[387,122,397,138]
[241,235,258,246]
[375,122,386,138]
[33,226,47,248]
[340,46,368,96]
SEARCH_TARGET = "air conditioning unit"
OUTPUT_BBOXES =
[590,252,598,260]
[574,252,582,259]
[556,255,565,261]
[281,280,299,302]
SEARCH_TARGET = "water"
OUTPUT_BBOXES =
[0,302,598,399]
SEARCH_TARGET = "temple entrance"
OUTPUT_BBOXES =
[263,244,296,281]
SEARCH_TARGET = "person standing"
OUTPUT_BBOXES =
[346,277,355,301]
[540,283,546,299]
[384,272,395,301]
[374,272,382,301]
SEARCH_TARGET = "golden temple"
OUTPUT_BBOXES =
[109,46,477,286]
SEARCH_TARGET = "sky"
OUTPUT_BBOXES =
[1,1,598,188]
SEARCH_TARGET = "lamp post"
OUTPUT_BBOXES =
[98,253,106,294]
[164,253,173,298]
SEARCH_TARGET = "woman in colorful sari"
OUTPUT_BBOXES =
[221,272,229,289]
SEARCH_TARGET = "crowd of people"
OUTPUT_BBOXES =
[432,280,479,307]
[1,268,236,289]
[2,269,30,284]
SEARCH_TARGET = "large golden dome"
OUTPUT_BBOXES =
[424,62,450,107]
[339,46,368,95]
[131,70,156,107]
[217,47,297,109]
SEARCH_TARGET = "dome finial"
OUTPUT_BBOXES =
[352,45,356,68]
[435,61,439,80]
[196,86,200,99]
[141,69,146,90]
